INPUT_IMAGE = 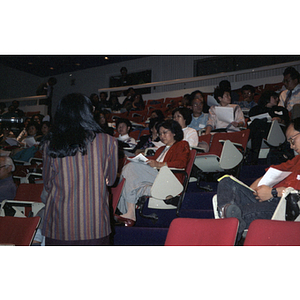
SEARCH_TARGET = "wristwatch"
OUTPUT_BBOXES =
[271,188,278,198]
[268,188,278,202]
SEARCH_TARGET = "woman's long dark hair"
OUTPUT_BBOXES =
[44,93,102,158]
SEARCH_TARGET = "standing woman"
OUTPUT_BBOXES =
[41,93,118,246]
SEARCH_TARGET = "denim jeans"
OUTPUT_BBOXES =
[217,177,280,230]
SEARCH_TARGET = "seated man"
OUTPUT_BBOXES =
[217,117,300,240]
[0,156,17,203]
[188,90,209,133]
[233,84,257,110]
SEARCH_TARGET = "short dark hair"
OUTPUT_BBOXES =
[157,119,183,141]
[290,117,300,132]
[190,90,204,102]
[100,91,108,98]
[116,118,132,132]
[48,77,57,85]
[151,109,165,120]
[149,117,161,130]
[258,90,278,107]
[214,86,231,103]
[283,67,300,81]
[172,107,192,125]
[219,80,231,91]
[120,67,127,73]
[241,84,255,94]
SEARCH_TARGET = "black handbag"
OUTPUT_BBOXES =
[285,192,300,221]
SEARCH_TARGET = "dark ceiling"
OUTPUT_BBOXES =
[0,55,148,78]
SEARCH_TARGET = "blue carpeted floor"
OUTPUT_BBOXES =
[112,162,269,246]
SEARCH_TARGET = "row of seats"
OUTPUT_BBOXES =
[164,217,300,246]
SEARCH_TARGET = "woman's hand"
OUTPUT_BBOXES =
[147,160,166,169]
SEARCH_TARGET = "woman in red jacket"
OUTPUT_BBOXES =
[116,119,190,224]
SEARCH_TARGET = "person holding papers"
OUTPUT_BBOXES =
[247,90,290,164]
[116,119,190,225]
[216,117,300,240]
[205,86,245,135]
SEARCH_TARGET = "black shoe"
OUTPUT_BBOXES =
[224,204,247,233]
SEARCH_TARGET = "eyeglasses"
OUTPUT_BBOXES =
[287,132,300,146]
[159,130,171,136]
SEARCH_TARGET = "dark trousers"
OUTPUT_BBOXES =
[217,177,280,231]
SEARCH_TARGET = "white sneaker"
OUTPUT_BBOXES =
[212,195,220,219]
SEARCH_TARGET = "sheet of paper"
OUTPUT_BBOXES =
[127,153,149,164]
[23,136,38,148]
[5,138,19,146]
[207,95,219,107]
[258,167,292,187]
[249,113,271,122]
[215,106,234,123]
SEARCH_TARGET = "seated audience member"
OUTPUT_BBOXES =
[205,86,245,135]
[99,92,110,110]
[133,117,164,155]
[36,121,51,142]
[172,107,198,147]
[116,118,137,150]
[16,117,31,142]
[247,90,290,165]
[94,111,114,136]
[108,94,122,111]
[89,93,101,113]
[219,80,240,104]
[0,123,16,146]
[234,84,257,110]
[188,90,209,132]
[180,94,191,108]
[278,66,300,112]
[41,93,118,245]
[0,103,6,115]
[2,105,19,118]
[248,91,290,164]
[130,93,145,111]
[12,100,25,117]
[31,113,44,125]
[122,87,136,111]
[149,109,165,120]
[117,119,190,223]
[217,117,300,240]
[0,156,17,203]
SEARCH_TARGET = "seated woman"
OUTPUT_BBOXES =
[133,117,164,155]
[247,90,291,165]
[130,93,145,111]
[94,111,114,136]
[117,119,190,223]
[172,107,198,147]
[205,86,245,135]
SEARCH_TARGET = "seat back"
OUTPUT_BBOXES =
[244,219,300,246]
[266,120,286,147]
[14,183,44,203]
[164,217,239,246]
[0,216,40,246]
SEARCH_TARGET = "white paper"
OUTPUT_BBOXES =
[258,167,292,187]
[215,106,234,123]
[249,113,271,122]
[5,138,19,146]
[127,153,149,164]
[207,95,219,107]
[23,136,39,148]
